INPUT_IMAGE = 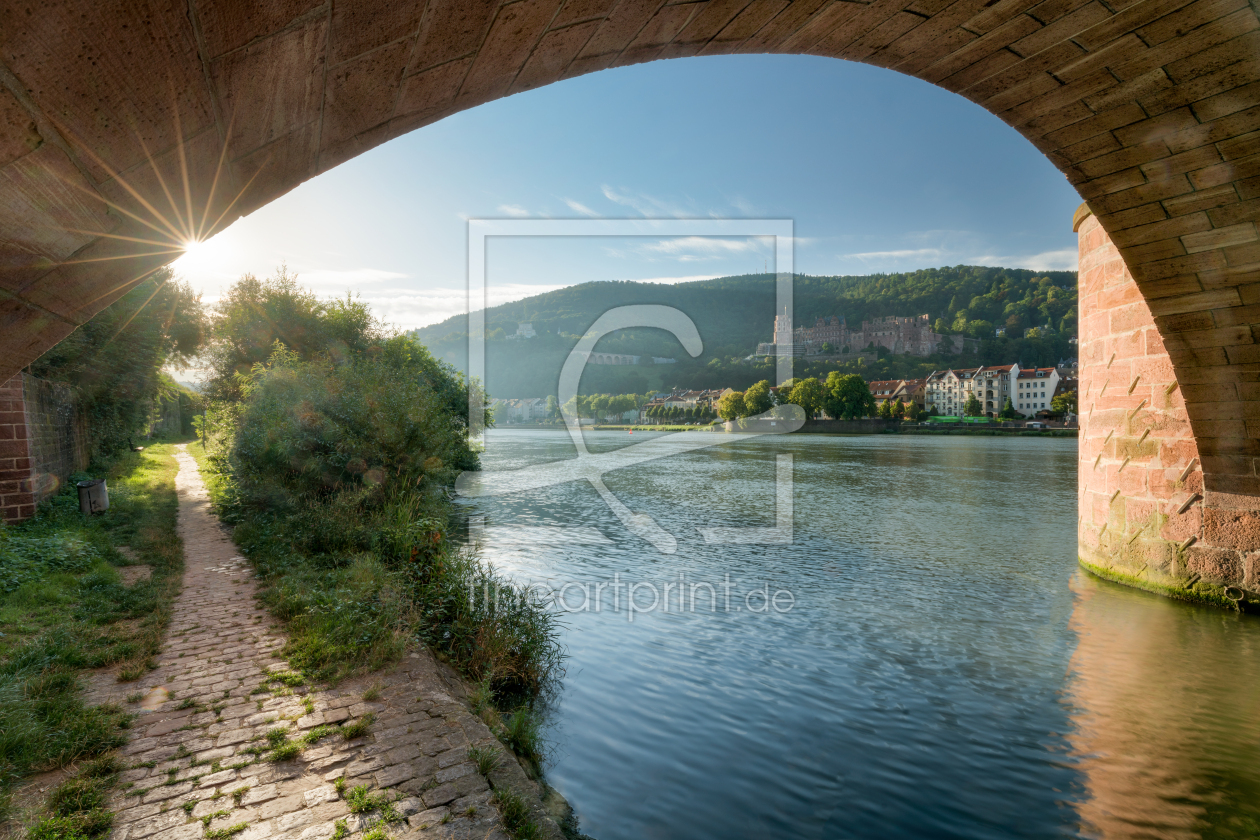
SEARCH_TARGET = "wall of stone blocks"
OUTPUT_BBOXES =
[1078,207,1258,595]
[0,375,35,522]
[22,374,90,503]
[0,373,92,523]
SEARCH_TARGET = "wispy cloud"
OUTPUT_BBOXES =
[498,204,530,217]
[601,185,691,218]
[970,249,1079,271]
[643,236,769,256]
[563,198,601,217]
[846,248,945,260]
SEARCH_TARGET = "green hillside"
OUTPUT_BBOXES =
[413,266,1078,399]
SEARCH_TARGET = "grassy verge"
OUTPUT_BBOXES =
[187,440,563,702]
[0,442,186,830]
[189,432,565,791]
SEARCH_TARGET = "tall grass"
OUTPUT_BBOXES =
[0,444,183,822]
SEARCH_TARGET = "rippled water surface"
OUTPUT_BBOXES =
[462,430,1260,840]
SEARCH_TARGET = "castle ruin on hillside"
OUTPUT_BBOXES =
[756,312,978,357]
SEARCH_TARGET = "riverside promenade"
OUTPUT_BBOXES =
[89,445,557,840]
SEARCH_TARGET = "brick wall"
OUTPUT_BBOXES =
[0,375,35,522]
[0,373,91,524]
[22,375,90,503]
[1078,205,1258,601]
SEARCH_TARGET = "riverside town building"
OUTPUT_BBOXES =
[924,365,1063,418]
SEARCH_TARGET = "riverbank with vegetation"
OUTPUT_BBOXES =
[194,271,565,797]
[0,442,185,835]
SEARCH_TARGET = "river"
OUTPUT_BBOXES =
[461,430,1260,840]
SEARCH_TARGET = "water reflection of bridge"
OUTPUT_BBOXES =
[1066,572,1260,838]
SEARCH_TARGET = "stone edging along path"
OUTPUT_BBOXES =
[86,445,563,840]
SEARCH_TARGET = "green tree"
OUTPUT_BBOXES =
[964,394,983,416]
[744,380,774,415]
[30,268,206,455]
[785,378,825,419]
[1051,390,1077,416]
[716,391,746,421]
[891,399,906,420]
[823,372,876,419]
[544,395,558,420]
[203,266,384,402]
[998,398,1018,419]
[878,399,893,419]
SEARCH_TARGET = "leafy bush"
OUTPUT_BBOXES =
[28,269,204,457]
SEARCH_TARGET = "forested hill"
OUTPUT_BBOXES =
[415,265,1076,355]
[411,265,1078,398]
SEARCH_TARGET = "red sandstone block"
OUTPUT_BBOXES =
[1099,202,1168,232]
[1224,239,1260,267]
[1126,497,1158,524]
[1209,302,1260,329]
[1225,345,1260,364]
[1201,454,1255,476]
[1194,402,1254,423]
[1142,276,1206,302]
[1196,435,1260,458]
[1096,281,1147,311]
[1209,475,1260,498]
[1127,238,1191,266]
[1182,222,1259,254]
[1176,363,1260,384]
[1157,310,1215,334]
[1186,545,1244,582]
[1194,419,1249,440]
[1089,172,1195,216]
[1203,506,1260,550]
[0,440,28,459]
[1238,282,1260,305]
[1166,325,1255,352]
[1148,327,1172,356]
[1148,286,1241,316]
[1190,152,1260,190]
[1119,465,1149,495]
[1111,211,1214,249]
[1110,327,1150,360]
[1207,205,1260,242]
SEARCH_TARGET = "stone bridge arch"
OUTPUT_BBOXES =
[0,0,1257,593]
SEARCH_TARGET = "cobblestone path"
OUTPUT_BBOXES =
[94,445,556,840]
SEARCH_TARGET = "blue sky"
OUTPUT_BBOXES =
[172,53,1084,331]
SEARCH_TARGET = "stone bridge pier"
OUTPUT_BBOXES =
[1078,205,1259,607]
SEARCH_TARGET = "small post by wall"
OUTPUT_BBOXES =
[0,375,36,523]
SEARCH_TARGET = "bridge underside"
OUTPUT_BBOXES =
[0,0,1258,590]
